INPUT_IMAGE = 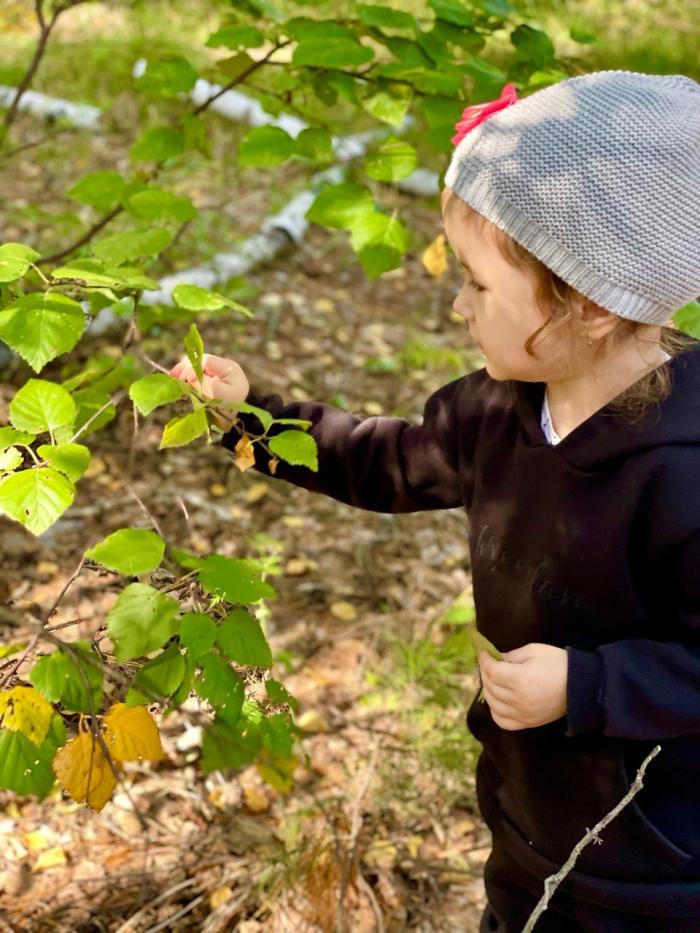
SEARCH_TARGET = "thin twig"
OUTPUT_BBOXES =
[522,744,662,933]
[35,40,292,265]
[336,741,382,933]
[0,556,85,689]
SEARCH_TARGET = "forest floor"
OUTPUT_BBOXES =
[0,112,492,929]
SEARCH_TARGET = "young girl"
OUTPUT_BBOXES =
[170,70,700,931]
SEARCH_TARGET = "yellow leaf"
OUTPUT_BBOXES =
[209,885,234,909]
[330,601,357,621]
[33,846,67,871]
[242,784,270,813]
[421,233,447,277]
[0,641,28,660]
[256,752,298,793]
[295,709,329,733]
[234,434,255,472]
[0,685,54,745]
[24,828,53,852]
[52,732,118,812]
[268,457,279,475]
[209,483,227,498]
[245,481,269,504]
[103,703,165,762]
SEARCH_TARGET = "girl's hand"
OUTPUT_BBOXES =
[479,643,568,731]
[169,353,250,431]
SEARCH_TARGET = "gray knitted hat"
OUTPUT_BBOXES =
[444,70,700,325]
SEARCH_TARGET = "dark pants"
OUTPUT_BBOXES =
[479,837,700,933]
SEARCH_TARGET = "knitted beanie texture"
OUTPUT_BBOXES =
[444,70,700,325]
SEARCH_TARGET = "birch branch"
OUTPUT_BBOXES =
[522,744,662,933]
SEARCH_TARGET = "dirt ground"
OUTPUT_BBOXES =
[0,176,494,930]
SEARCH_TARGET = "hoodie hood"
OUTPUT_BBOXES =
[510,336,700,471]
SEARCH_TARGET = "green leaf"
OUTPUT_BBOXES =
[106,582,180,661]
[166,650,196,711]
[462,56,507,92]
[160,408,208,448]
[206,24,265,48]
[569,26,597,44]
[198,555,276,604]
[216,52,255,83]
[36,443,90,482]
[364,137,418,181]
[71,388,116,437]
[293,37,374,68]
[232,401,273,432]
[284,17,357,42]
[673,300,700,338]
[429,0,475,26]
[306,182,375,230]
[0,448,22,473]
[172,283,252,316]
[126,643,185,705]
[360,82,413,127]
[0,243,40,283]
[0,642,28,660]
[261,711,294,756]
[0,467,74,536]
[93,228,174,266]
[195,652,245,724]
[349,210,410,253]
[185,323,204,383]
[510,24,555,67]
[30,641,103,713]
[130,126,185,163]
[356,4,416,29]
[85,528,165,576]
[0,715,65,799]
[0,427,35,449]
[0,292,86,372]
[129,373,186,416]
[465,623,503,661]
[135,56,199,96]
[125,188,197,223]
[169,547,206,570]
[238,126,294,168]
[265,678,298,711]
[216,608,273,668]
[268,430,318,470]
[67,170,126,212]
[294,127,333,163]
[359,243,402,278]
[10,379,76,434]
[51,258,124,289]
[179,612,218,660]
[201,715,261,771]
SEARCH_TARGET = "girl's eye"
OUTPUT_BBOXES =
[458,263,485,293]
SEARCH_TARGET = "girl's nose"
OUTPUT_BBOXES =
[452,296,472,322]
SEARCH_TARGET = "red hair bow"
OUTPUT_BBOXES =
[451,83,519,147]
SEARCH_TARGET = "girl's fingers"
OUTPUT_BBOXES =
[203,354,238,378]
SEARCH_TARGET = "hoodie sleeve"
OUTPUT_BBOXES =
[566,527,700,739]
[219,371,483,513]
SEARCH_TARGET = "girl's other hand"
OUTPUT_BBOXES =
[169,353,250,430]
[479,643,568,731]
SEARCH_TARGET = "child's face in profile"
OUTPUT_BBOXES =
[441,186,572,383]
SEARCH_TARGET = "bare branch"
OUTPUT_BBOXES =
[522,744,662,933]
[2,1,60,133]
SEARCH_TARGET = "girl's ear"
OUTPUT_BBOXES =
[574,295,618,342]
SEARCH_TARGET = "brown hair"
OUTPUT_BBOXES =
[442,187,697,425]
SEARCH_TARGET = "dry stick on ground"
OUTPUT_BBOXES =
[336,740,383,933]
[522,744,662,933]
